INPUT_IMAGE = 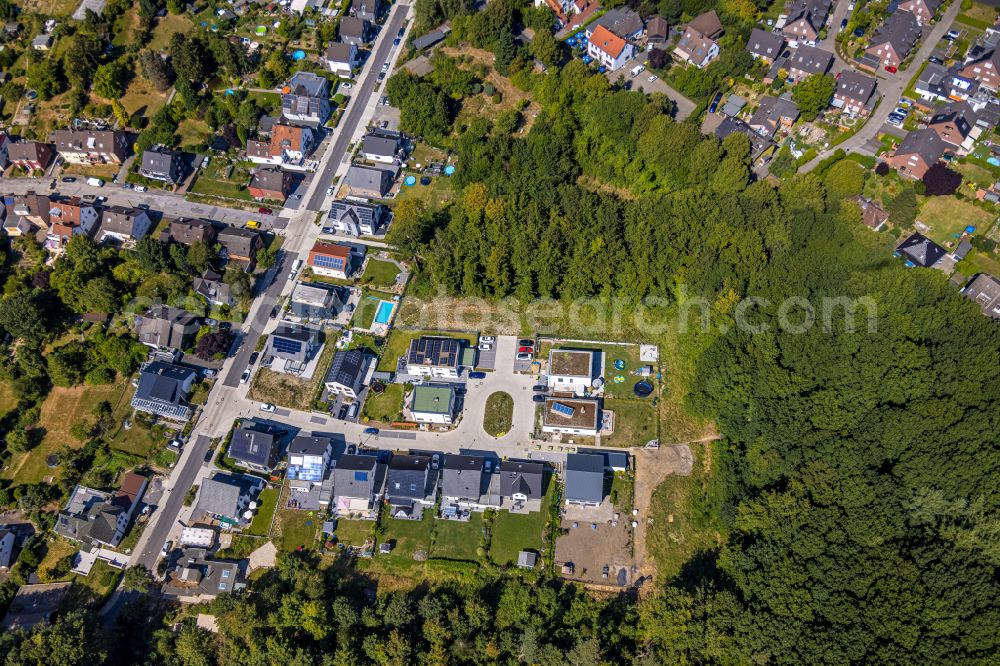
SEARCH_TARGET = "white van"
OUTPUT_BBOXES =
[86,177,104,187]
[630,65,645,77]
[288,258,303,281]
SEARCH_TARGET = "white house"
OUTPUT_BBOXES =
[541,397,601,436]
[410,384,456,424]
[586,25,635,71]
[404,336,462,378]
[546,349,597,396]
[325,41,361,77]
[290,0,320,13]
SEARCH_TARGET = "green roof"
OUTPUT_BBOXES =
[411,385,454,414]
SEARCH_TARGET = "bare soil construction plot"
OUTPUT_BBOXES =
[632,444,694,578]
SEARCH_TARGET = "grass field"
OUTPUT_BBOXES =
[176,118,210,150]
[602,398,658,448]
[275,508,321,552]
[120,76,169,124]
[431,514,482,561]
[393,174,456,211]
[361,259,401,289]
[377,329,478,372]
[149,13,195,50]
[490,482,552,565]
[247,486,280,536]
[956,247,1000,278]
[483,392,513,436]
[361,383,405,423]
[381,513,435,562]
[918,197,996,246]
[0,381,17,418]
[352,289,396,329]
[331,517,374,547]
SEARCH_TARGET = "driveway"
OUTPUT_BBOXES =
[609,59,696,121]
[800,0,960,172]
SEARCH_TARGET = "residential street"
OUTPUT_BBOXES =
[801,0,961,172]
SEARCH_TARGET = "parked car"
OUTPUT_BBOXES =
[947,29,961,39]
[161,540,172,556]
[260,403,276,412]
[398,27,405,37]
[249,352,259,365]
[137,203,150,210]
[380,120,388,129]
[516,352,532,361]
[204,317,218,326]
[929,56,943,64]
[893,107,909,116]
[258,206,272,214]
[532,394,546,403]
[341,82,352,89]
[240,370,251,384]
[49,179,56,189]
[363,427,379,435]
[219,322,231,331]
[468,371,487,379]
[61,176,76,183]
[378,72,386,81]
[289,194,301,200]
[885,65,898,73]
[203,368,217,378]
[840,18,848,30]
[647,75,657,83]
[393,38,400,45]
[204,448,214,462]
[134,185,147,192]
[337,405,349,419]
[518,346,533,353]
[348,403,359,418]
[484,459,493,473]
[123,182,133,190]
[518,338,534,347]
[847,1,855,9]
[269,307,278,319]
[382,62,390,71]
[431,453,441,470]
[533,384,547,392]
[326,186,334,196]
[478,342,493,351]
[480,335,496,343]
[382,97,390,106]
[708,92,723,114]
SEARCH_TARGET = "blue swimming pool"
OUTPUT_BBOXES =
[374,300,394,325]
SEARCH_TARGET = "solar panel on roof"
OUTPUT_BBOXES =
[273,338,303,355]
[552,402,576,417]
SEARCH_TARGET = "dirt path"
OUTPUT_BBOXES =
[632,444,696,578]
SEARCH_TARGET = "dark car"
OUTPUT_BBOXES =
[840,18,848,30]
[248,351,259,366]
[928,56,943,64]
[533,385,547,392]
[338,405,349,419]
[532,394,546,403]
[518,338,534,347]
[269,307,278,319]
[137,203,150,210]
[61,176,76,183]
[363,427,379,435]
[49,179,57,189]
[393,38,400,45]
[203,448,214,463]
[468,371,487,379]
[708,91,723,114]
[219,322,232,331]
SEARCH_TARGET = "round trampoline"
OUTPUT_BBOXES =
[403,175,416,186]
[255,25,267,35]
[633,381,653,398]
[443,165,456,175]
[25,89,37,100]
[224,89,235,95]
[420,176,431,185]
[293,50,306,60]
[613,359,626,371]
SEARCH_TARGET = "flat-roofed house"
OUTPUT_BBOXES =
[405,336,462,378]
[546,348,597,395]
[266,324,320,374]
[410,384,456,424]
[287,435,334,496]
[131,362,198,421]
[542,397,601,436]
[281,71,331,126]
[290,282,343,322]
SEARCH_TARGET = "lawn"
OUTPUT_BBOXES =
[483,392,513,437]
[361,383,405,423]
[18,0,77,16]
[331,517,375,548]
[0,381,17,418]
[490,482,552,565]
[377,329,478,372]
[176,118,210,151]
[393,174,456,212]
[380,512,435,562]
[602,398,658,448]
[248,91,282,114]
[121,76,169,124]
[431,514,483,562]
[953,161,996,189]
[352,289,396,329]
[149,13,195,51]
[275,508,321,552]
[247,486,281,536]
[956,247,1000,278]
[917,196,996,246]
[537,340,647,399]
[361,259,402,289]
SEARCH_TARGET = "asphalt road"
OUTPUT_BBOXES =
[304,4,409,211]
[134,435,213,569]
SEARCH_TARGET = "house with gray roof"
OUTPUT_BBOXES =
[139,150,185,184]
[589,7,643,40]
[96,206,152,244]
[412,27,448,50]
[786,45,833,81]
[135,305,200,350]
[327,199,389,236]
[339,16,374,45]
[440,454,499,514]
[195,473,264,527]
[54,475,148,548]
[746,28,785,64]
[194,270,233,307]
[131,361,198,421]
[266,324,320,374]
[564,453,606,506]
[325,41,361,77]
[499,460,544,510]
[865,10,921,69]
[386,454,434,518]
[323,349,372,398]
[333,453,382,517]
[747,95,799,138]
[50,129,130,164]
[896,232,947,268]
[350,0,382,21]
[217,227,263,263]
[162,548,244,602]
[834,70,878,117]
[886,128,947,179]
[928,100,980,150]
[963,273,1000,318]
[289,282,343,322]
[361,134,402,163]
[228,425,280,472]
[287,435,334,493]
[344,164,395,198]
[281,71,331,126]
[168,218,216,246]
[0,528,15,570]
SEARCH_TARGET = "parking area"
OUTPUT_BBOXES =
[607,59,696,121]
[370,102,401,132]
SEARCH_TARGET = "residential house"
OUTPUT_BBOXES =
[834,70,878,116]
[287,435,334,494]
[499,461,544,508]
[928,100,979,150]
[746,28,785,64]
[323,349,372,398]
[32,34,53,51]
[885,128,947,179]
[281,71,331,126]
[646,16,668,48]
[412,27,449,50]
[865,11,921,70]
[46,197,98,248]
[338,16,374,45]
[54,474,148,548]
[333,453,382,516]
[162,548,244,601]
[782,0,830,47]
[195,473,264,527]
[194,270,232,307]
[327,199,389,236]
[405,336,462,378]
[542,397,601,436]
[960,48,1000,91]
[847,196,890,231]
[7,141,54,171]
[139,150,185,184]
[385,454,434,518]
[96,206,152,244]
[1,583,72,632]
[11,191,51,227]
[410,384,456,424]
[131,361,198,421]
[247,124,316,168]
[897,0,943,24]
[266,324,320,374]
[896,232,947,268]
[289,0,320,13]
[673,10,723,68]
[344,164,394,198]
[714,116,777,165]
[440,454,492,510]
[361,132,403,163]
[248,168,293,201]
[350,0,382,22]
[2,215,31,237]
[564,453,605,506]
[517,551,538,569]
[228,425,280,473]
[290,282,343,322]
[50,129,130,164]
[0,528,15,571]
[962,273,1000,318]
[586,24,636,71]
[588,7,644,41]
[169,218,217,246]
[307,241,355,279]
[325,42,361,77]
[747,95,799,138]
[546,348,597,395]
[786,45,833,82]
[218,226,263,262]
[135,305,200,350]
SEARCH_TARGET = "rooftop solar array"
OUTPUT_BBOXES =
[552,402,576,417]
[407,336,460,367]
